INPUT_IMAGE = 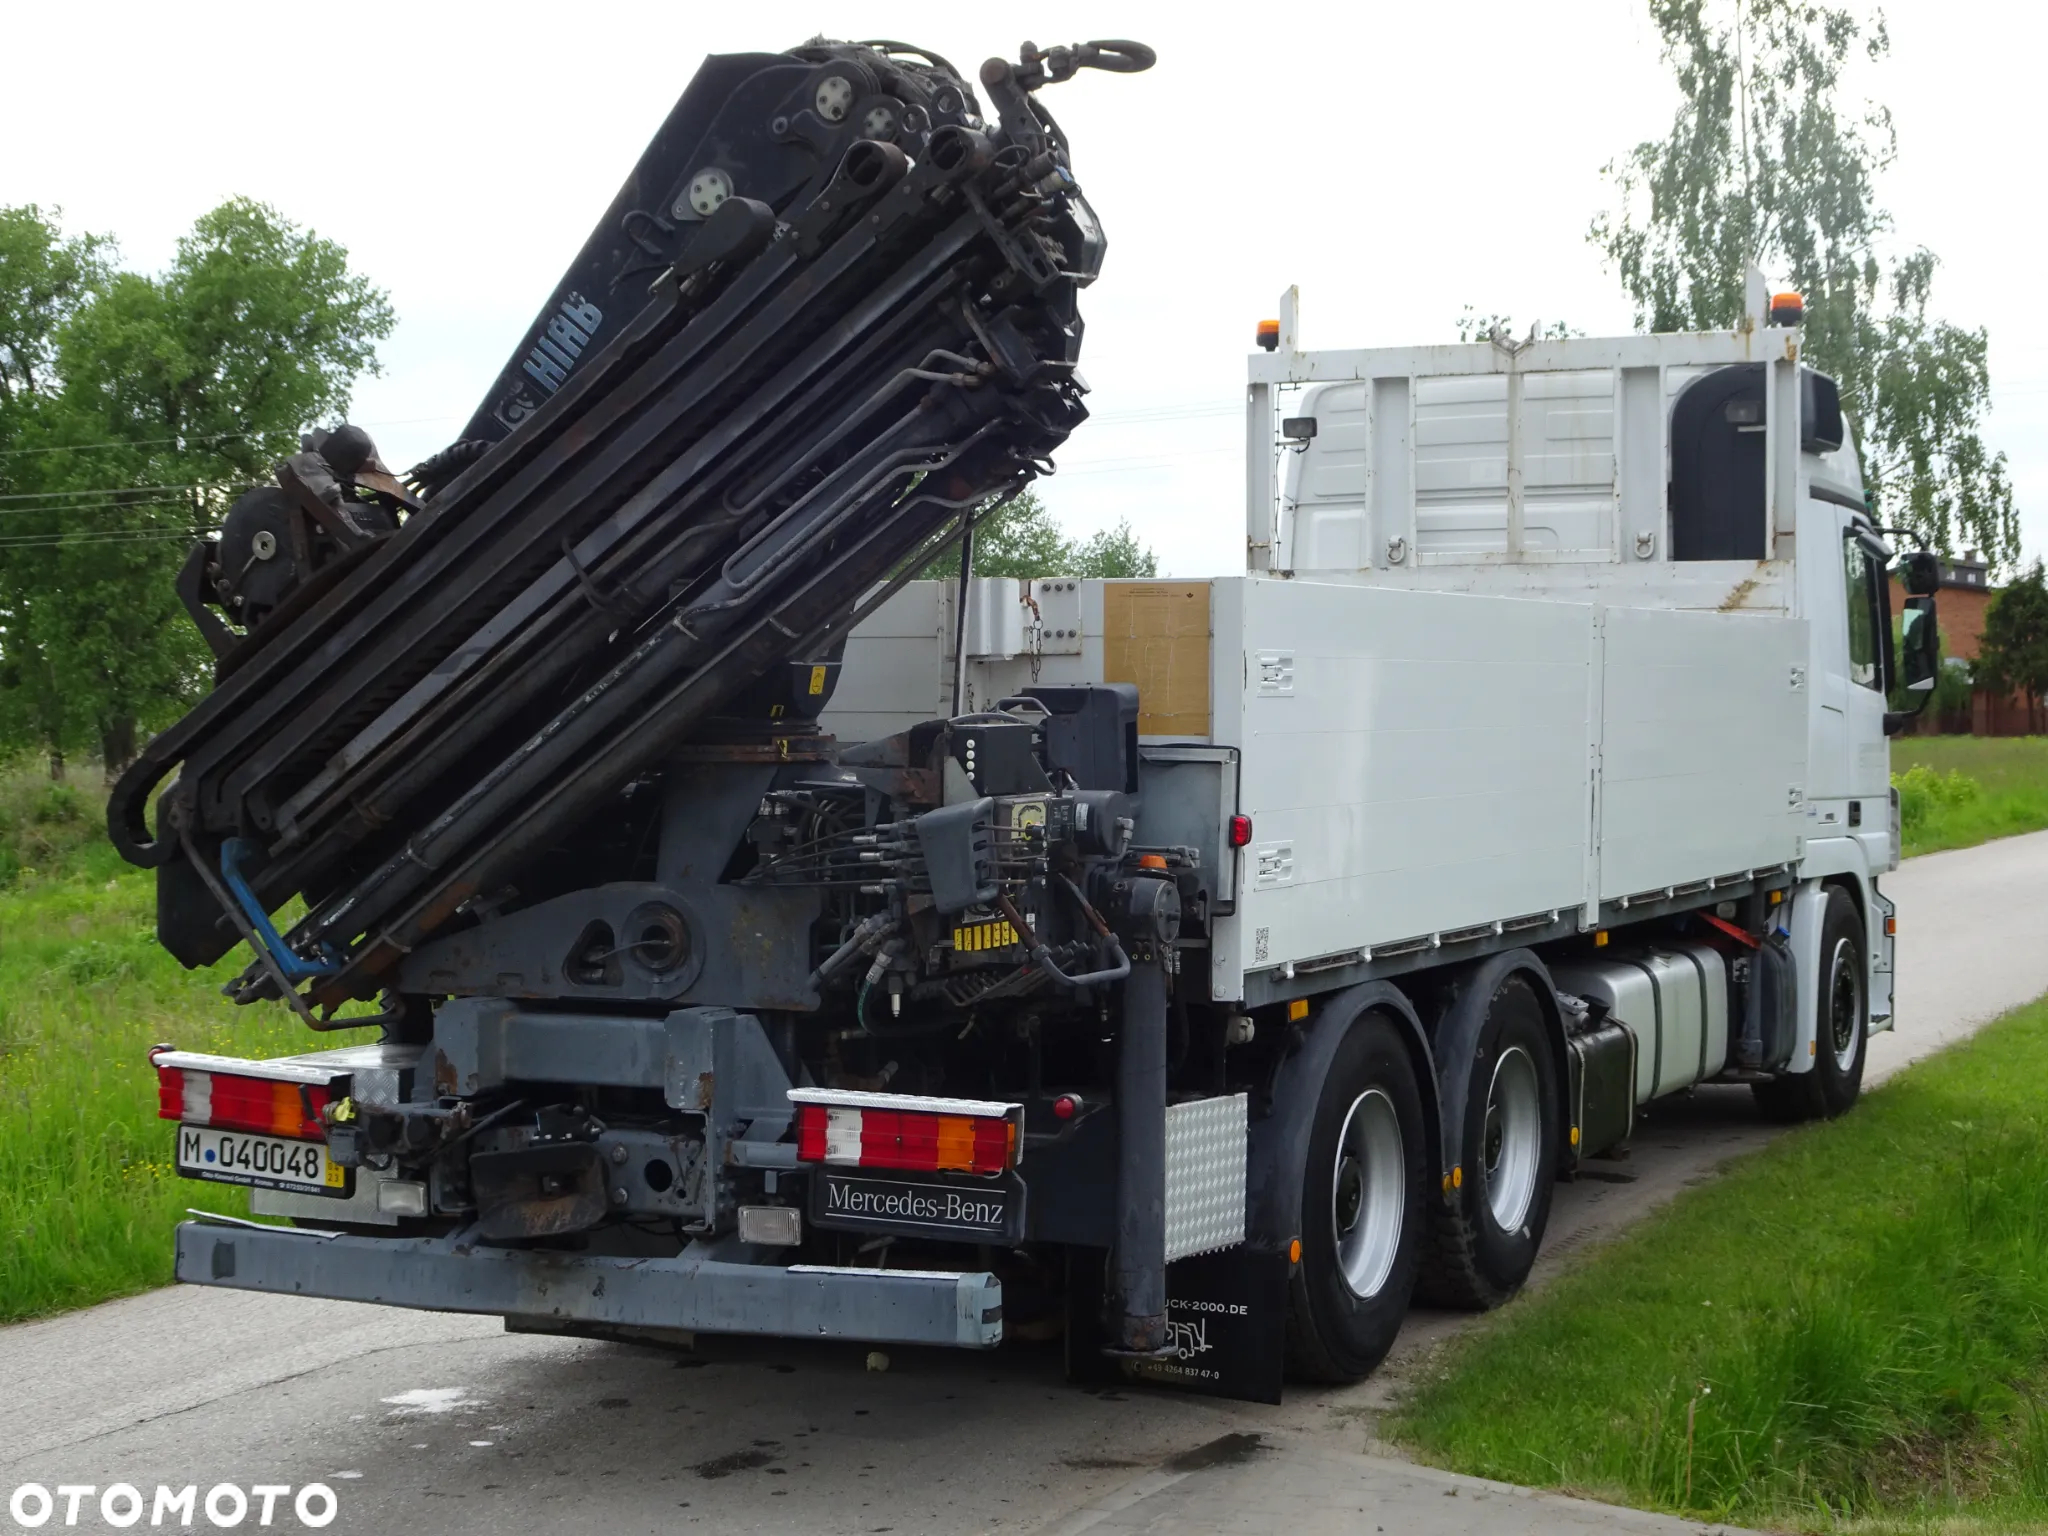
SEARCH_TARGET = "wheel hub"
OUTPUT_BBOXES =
[1481,1046,1541,1233]
[1828,934,1863,1069]
[1331,1089,1404,1300]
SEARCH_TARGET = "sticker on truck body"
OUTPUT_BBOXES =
[807,1169,1025,1243]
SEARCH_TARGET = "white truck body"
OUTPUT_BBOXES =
[829,295,1900,1092]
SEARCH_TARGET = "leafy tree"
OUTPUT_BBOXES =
[0,205,111,409]
[1068,519,1159,579]
[923,489,1159,579]
[1591,0,2017,567]
[0,206,116,774]
[1974,561,2048,708]
[0,199,393,776]
[1454,308,1579,344]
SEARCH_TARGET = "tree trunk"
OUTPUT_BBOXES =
[100,715,137,781]
[47,749,65,782]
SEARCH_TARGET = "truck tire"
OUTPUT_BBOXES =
[1284,1010,1427,1383]
[1416,973,1559,1310]
[1753,886,1866,1123]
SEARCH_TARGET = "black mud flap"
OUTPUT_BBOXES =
[1065,1246,1288,1405]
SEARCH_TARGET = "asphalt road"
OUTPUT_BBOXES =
[5,831,2045,1535]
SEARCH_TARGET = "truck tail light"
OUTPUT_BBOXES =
[151,1048,336,1140]
[1228,814,1253,848]
[790,1089,1020,1175]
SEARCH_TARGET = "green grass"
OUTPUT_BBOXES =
[1893,737,2048,858]
[1390,996,2048,1532]
[0,767,305,1323]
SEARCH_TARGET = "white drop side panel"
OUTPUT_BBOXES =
[1214,579,1591,988]
[824,579,1105,742]
[824,583,952,742]
[1597,607,1808,900]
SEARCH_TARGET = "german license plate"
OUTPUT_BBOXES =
[177,1125,349,1197]
[808,1169,1024,1242]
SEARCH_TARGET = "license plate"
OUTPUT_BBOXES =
[177,1125,349,1197]
[808,1169,1024,1242]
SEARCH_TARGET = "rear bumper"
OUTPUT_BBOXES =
[174,1221,1003,1349]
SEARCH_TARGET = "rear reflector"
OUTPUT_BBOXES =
[789,1088,1020,1176]
[150,1048,337,1141]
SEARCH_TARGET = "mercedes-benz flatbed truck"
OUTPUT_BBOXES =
[123,38,1940,1403]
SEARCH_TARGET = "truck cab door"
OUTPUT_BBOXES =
[1839,521,1893,805]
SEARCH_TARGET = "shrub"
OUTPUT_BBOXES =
[1892,764,1979,832]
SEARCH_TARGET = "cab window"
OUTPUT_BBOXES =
[1842,534,1883,690]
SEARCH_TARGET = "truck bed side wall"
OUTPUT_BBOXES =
[828,576,1811,1007]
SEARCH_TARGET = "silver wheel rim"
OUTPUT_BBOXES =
[1331,1088,1405,1299]
[1483,1045,1542,1232]
[1827,934,1863,1071]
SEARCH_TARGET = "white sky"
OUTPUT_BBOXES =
[8,0,2043,575]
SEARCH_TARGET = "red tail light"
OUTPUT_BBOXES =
[1228,814,1253,848]
[151,1050,336,1140]
[790,1090,1020,1176]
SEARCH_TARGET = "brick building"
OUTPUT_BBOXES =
[1887,551,2043,734]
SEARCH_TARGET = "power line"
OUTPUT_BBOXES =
[0,496,192,520]
[0,431,272,460]
[0,526,218,549]
[0,482,205,504]
[1089,401,1238,425]
[1050,448,1237,476]
[0,412,468,461]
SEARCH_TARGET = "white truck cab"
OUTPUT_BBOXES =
[1242,276,1919,1040]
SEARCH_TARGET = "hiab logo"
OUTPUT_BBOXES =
[495,292,607,429]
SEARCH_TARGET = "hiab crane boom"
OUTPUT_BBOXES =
[113,36,1151,1018]
[132,40,1939,1405]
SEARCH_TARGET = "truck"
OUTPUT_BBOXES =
[121,37,1943,1405]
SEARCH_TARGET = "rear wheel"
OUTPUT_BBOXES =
[1754,886,1866,1122]
[1417,974,1560,1310]
[1284,1011,1427,1383]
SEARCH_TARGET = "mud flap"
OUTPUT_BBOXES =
[1065,1245,1289,1404]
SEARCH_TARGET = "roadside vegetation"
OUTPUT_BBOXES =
[0,729,2044,1326]
[1892,736,2048,858]
[1391,994,2048,1531]
[0,767,302,1323]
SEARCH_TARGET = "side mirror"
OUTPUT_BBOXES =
[1901,550,1941,597]
[1900,595,1939,692]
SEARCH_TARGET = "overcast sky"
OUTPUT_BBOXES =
[8,1,2043,575]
